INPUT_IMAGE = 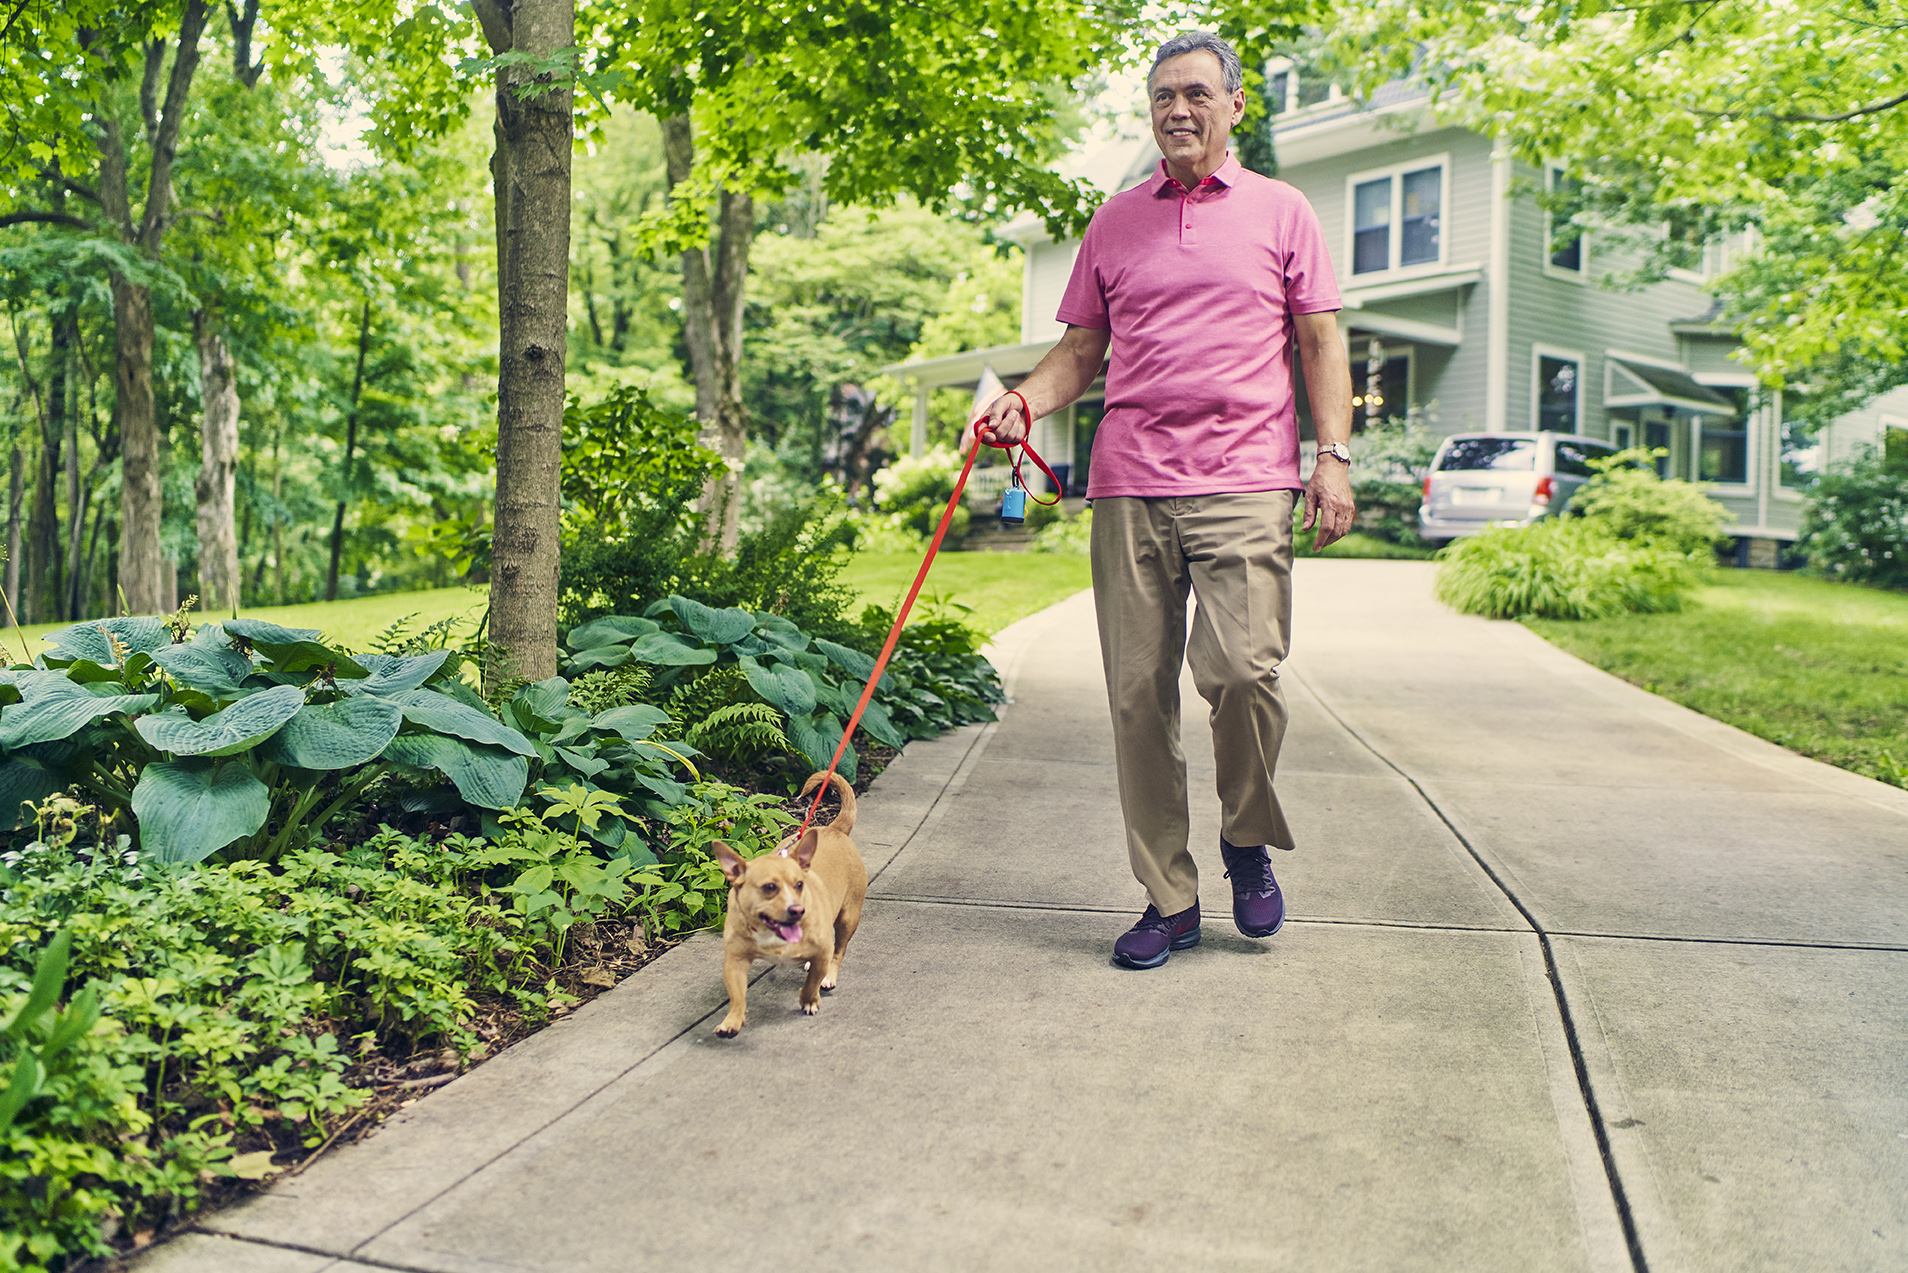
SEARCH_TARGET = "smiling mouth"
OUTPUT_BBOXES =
[763,917,803,943]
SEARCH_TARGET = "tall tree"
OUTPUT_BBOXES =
[610,0,1136,552]
[1313,0,1908,421]
[470,0,573,681]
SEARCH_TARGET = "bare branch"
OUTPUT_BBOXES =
[0,210,94,231]
[35,166,101,206]
[138,0,209,251]
[226,0,264,88]
[161,207,225,231]
[1687,86,1908,124]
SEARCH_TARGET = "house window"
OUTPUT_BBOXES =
[1665,207,1709,277]
[1348,157,1447,275]
[1886,421,1908,469]
[1778,391,1820,490]
[1267,70,1290,113]
[1645,417,1672,478]
[1697,389,1751,484]
[1536,354,1580,432]
[1546,168,1584,273]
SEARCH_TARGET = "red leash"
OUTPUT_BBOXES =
[793,396,1058,838]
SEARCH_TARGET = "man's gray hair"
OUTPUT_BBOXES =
[1150,31,1243,94]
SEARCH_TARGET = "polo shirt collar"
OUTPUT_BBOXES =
[1149,151,1243,195]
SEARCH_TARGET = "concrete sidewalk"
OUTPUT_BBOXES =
[147,560,1908,1273]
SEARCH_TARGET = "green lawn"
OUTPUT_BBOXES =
[836,551,1093,636]
[2,587,491,661]
[1526,570,1908,789]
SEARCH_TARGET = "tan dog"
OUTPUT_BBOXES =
[711,772,868,1037]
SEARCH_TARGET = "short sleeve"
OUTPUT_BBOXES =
[1054,214,1111,330]
[1280,192,1342,315]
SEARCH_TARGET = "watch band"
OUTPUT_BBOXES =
[1320,443,1352,463]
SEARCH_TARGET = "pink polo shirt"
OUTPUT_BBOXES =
[1056,153,1341,498]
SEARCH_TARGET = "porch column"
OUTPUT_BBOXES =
[911,384,928,458]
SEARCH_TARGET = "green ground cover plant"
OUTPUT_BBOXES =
[1528,571,1908,789]
[1796,444,1908,590]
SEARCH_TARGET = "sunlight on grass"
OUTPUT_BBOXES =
[1527,571,1908,789]
[3,587,491,661]
[836,552,1092,636]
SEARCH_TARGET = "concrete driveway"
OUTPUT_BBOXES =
[145,560,1908,1273]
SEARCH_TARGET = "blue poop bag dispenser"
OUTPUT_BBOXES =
[1000,474,1026,525]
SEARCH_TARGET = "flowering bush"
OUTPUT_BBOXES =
[1797,445,1908,589]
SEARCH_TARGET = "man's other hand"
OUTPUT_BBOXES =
[1303,461,1356,550]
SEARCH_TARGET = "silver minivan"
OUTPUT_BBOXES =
[1418,432,1617,546]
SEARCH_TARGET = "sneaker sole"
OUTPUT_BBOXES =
[1113,928,1201,970]
[1237,916,1284,939]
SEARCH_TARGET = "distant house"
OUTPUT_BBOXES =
[884,83,1908,560]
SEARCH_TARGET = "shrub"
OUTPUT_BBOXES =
[1435,520,1701,620]
[844,508,927,555]
[869,446,970,548]
[1030,508,1092,555]
[1350,411,1440,544]
[1797,444,1908,589]
[1567,447,1734,556]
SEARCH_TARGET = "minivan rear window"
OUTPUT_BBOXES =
[1438,438,1537,471]
[1554,439,1616,478]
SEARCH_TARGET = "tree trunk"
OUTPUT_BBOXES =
[99,0,209,616]
[326,299,372,602]
[194,312,242,611]
[485,0,572,684]
[5,430,22,631]
[662,114,751,555]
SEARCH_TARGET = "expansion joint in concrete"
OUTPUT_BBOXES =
[1288,667,1655,1273]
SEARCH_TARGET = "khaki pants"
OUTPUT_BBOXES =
[1089,490,1297,916]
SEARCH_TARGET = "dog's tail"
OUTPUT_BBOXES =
[800,770,856,834]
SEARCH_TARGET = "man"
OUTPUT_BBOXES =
[978,30,1355,969]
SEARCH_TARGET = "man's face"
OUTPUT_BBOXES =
[1149,51,1246,181]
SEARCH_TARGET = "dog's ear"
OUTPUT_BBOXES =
[791,828,821,869]
[711,840,748,885]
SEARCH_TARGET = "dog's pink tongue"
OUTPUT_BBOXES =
[773,920,801,942]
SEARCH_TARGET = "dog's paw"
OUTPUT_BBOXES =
[800,998,820,1016]
[819,974,838,992]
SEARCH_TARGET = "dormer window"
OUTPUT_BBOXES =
[1348,156,1448,275]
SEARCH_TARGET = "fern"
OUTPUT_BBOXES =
[570,666,655,715]
[684,702,790,766]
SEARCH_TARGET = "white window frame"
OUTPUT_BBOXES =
[1691,373,1757,492]
[1542,165,1590,283]
[1773,388,1823,500]
[1344,153,1452,280]
[1530,344,1586,434]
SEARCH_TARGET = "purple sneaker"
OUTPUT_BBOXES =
[1221,838,1285,938]
[1113,902,1201,970]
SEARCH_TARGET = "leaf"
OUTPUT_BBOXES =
[752,613,809,653]
[0,1053,45,1134]
[625,633,717,667]
[40,617,170,667]
[512,676,572,721]
[3,929,71,1037]
[0,675,157,749]
[131,760,272,865]
[815,638,894,693]
[0,759,63,832]
[565,615,659,650]
[786,711,841,772]
[856,696,909,750]
[390,691,538,756]
[566,644,631,671]
[222,618,323,645]
[591,704,672,739]
[739,657,816,718]
[668,596,755,644]
[226,1151,279,1181]
[383,734,529,809]
[344,650,453,696]
[134,685,306,757]
[149,644,255,698]
[554,746,611,778]
[255,697,404,770]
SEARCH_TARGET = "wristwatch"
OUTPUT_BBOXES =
[1319,442,1352,464]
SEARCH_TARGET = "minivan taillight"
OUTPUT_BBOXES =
[1533,476,1556,503]
[1422,476,1432,501]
